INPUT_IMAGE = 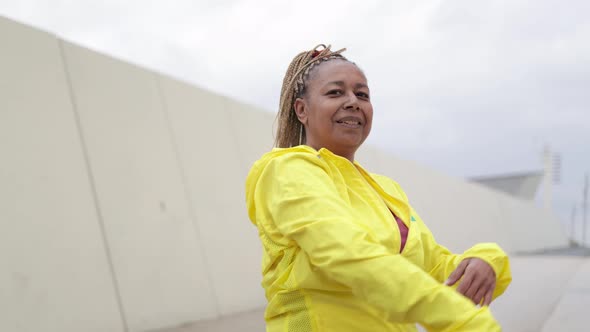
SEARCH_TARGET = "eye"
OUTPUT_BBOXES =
[356,91,370,100]
[326,89,343,96]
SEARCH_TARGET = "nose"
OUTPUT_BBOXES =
[343,91,360,111]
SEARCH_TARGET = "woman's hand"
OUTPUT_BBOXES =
[445,258,496,306]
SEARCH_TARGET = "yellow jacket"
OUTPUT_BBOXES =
[246,146,511,331]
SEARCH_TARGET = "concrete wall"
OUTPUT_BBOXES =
[0,18,124,332]
[61,41,221,331]
[0,16,569,332]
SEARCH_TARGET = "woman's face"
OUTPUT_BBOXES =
[294,60,373,161]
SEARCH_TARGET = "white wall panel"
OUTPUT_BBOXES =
[497,196,569,253]
[355,145,381,169]
[0,17,123,332]
[159,77,265,315]
[227,103,275,178]
[61,42,214,331]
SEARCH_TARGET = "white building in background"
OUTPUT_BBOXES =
[0,15,573,332]
[470,171,544,201]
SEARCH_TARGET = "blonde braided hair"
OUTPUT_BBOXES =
[275,44,348,148]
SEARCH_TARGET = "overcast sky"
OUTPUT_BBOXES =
[1,0,589,242]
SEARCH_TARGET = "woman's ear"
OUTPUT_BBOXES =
[294,98,308,125]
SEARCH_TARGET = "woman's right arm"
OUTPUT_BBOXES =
[250,153,500,331]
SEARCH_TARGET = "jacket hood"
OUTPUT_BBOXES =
[245,146,318,226]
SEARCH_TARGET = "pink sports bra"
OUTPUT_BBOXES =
[393,213,409,253]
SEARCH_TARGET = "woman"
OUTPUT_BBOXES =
[246,44,511,331]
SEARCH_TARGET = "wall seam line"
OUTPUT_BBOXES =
[154,74,222,318]
[57,39,130,332]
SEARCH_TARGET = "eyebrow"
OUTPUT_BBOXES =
[325,81,369,89]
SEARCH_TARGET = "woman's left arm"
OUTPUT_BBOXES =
[372,175,512,305]
[417,211,512,305]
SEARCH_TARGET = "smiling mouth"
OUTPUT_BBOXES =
[336,119,363,128]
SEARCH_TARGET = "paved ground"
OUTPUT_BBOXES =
[148,309,264,332]
[493,256,587,332]
[519,245,590,256]
[154,255,590,332]
[541,257,590,332]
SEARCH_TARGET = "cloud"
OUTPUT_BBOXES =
[363,1,590,154]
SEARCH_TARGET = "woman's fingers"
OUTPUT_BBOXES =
[448,258,497,305]
[445,259,470,286]
[457,272,477,299]
[483,281,496,306]
[472,284,488,305]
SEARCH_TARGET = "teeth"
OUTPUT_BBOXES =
[338,120,361,125]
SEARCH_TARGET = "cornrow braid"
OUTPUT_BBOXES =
[275,44,348,148]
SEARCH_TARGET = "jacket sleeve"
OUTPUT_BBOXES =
[416,210,512,301]
[392,182,512,301]
[252,153,500,331]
